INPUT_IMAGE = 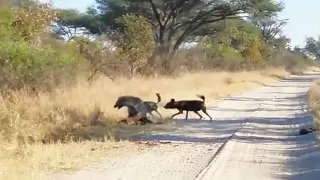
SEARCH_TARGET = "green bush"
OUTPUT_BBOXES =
[0,8,77,89]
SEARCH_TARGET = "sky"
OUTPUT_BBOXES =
[40,0,320,47]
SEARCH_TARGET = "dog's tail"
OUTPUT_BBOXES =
[196,94,205,103]
[155,93,161,104]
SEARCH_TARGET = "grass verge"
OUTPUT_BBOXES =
[308,80,320,138]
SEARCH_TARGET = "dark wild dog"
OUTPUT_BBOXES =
[163,95,212,122]
[113,95,152,125]
[143,93,163,119]
[299,127,317,135]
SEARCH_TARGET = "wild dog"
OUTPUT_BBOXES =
[163,95,212,122]
[143,93,163,119]
[113,95,152,125]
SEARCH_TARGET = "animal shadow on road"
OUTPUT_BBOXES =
[136,74,320,180]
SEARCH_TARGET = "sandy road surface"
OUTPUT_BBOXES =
[50,73,320,180]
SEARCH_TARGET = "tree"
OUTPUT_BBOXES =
[198,18,269,70]
[75,36,115,82]
[77,0,244,58]
[248,0,287,45]
[54,9,86,41]
[251,16,287,45]
[216,19,262,51]
[54,8,106,41]
[304,36,320,59]
[65,0,282,65]
[116,14,155,78]
[293,45,306,55]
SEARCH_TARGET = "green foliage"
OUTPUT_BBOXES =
[55,9,99,40]
[248,0,284,18]
[223,26,270,63]
[11,1,58,42]
[252,16,287,45]
[51,0,293,73]
[0,37,77,84]
[0,7,77,88]
[248,0,287,45]
[62,0,284,59]
[304,36,320,59]
[0,8,15,38]
[115,13,155,77]
[199,19,270,70]
[226,19,262,37]
[72,35,119,82]
[219,46,246,71]
[0,0,314,84]
[240,35,268,63]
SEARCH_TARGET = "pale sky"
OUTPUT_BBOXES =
[40,0,320,47]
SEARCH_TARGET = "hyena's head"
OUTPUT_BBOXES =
[113,97,126,110]
[113,96,142,110]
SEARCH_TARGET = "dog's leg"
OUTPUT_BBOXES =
[140,116,153,125]
[185,111,189,120]
[127,106,138,118]
[154,109,163,119]
[193,111,203,119]
[148,112,155,118]
[171,110,183,119]
[202,108,212,122]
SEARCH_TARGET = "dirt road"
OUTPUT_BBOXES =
[50,73,320,180]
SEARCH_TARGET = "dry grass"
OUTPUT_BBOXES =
[308,80,320,134]
[0,67,293,179]
[0,141,154,180]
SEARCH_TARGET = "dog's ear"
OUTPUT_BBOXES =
[170,98,175,102]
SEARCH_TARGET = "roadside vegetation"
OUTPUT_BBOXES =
[0,0,319,179]
[308,80,320,139]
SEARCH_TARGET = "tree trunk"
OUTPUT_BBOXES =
[160,52,175,74]
[129,64,136,80]
[148,43,177,74]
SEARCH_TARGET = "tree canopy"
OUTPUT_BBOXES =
[304,36,320,60]
[56,0,285,55]
[0,0,317,81]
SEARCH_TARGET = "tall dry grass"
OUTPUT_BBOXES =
[308,80,320,134]
[0,140,153,180]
